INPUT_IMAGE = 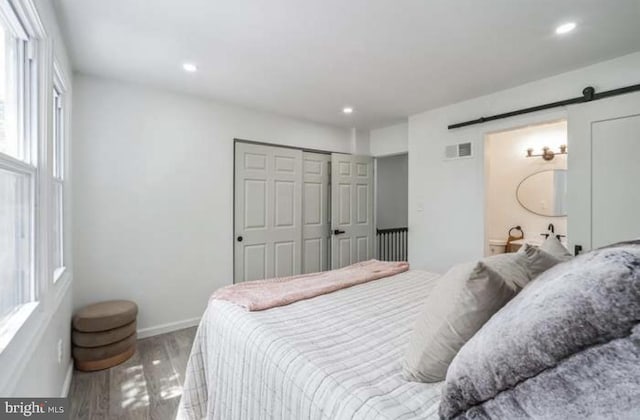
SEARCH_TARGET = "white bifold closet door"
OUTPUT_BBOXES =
[302,152,331,273]
[234,143,303,283]
[235,143,372,282]
[568,92,640,252]
[330,153,374,269]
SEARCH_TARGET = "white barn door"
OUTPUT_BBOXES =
[331,153,374,269]
[302,152,331,273]
[568,92,640,252]
[234,143,302,283]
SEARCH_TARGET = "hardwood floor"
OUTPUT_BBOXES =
[69,326,197,420]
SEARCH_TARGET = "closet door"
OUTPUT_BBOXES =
[234,143,302,283]
[302,152,331,273]
[568,92,640,252]
[330,153,374,269]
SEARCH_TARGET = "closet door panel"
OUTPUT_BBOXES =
[331,153,374,269]
[235,143,302,283]
[302,152,330,273]
[303,238,322,274]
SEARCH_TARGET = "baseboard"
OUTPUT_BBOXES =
[137,317,201,339]
[60,360,73,397]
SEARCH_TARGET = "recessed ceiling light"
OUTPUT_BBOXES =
[555,22,576,35]
[182,62,198,72]
[342,107,353,114]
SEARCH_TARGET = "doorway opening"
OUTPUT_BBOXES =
[375,153,408,261]
[484,120,568,256]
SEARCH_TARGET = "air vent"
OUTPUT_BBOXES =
[444,142,473,160]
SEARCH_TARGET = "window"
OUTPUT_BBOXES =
[0,5,36,332]
[52,72,65,280]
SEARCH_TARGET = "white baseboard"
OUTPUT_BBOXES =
[61,360,73,397]
[137,317,201,339]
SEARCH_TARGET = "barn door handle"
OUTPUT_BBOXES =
[333,229,346,235]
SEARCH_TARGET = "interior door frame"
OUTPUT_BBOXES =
[233,138,336,283]
[372,152,409,259]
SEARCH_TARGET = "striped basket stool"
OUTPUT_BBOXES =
[72,300,138,372]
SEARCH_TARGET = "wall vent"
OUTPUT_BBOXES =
[445,142,473,160]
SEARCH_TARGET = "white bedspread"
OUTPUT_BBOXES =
[178,270,443,420]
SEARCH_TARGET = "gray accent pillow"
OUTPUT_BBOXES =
[403,250,555,383]
[439,241,640,419]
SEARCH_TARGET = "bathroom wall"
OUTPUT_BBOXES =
[485,120,567,254]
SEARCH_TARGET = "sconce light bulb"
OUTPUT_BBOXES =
[543,147,555,161]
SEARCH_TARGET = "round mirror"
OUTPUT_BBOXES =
[516,169,567,217]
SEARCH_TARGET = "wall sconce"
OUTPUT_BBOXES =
[526,144,567,161]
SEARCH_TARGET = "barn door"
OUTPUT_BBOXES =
[330,153,374,269]
[568,92,640,253]
[234,142,302,282]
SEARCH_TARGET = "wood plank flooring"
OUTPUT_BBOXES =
[69,326,197,420]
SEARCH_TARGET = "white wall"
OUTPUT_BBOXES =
[408,51,640,273]
[370,122,408,156]
[376,154,408,229]
[350,128,371,155]
[485,121,567,253]
[72,74,351,334]
[12,289,73,396]
[1,0,74,397]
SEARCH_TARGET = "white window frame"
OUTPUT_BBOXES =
[0,0,41,353]
[51,62,66,282]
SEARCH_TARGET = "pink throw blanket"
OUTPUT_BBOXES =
[212,259,409,311]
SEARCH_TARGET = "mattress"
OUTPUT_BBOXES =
[178,270,443,420]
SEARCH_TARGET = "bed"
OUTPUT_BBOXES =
[178,270,443,420]
[179,241,640,419]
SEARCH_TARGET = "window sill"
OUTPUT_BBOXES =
[53,266,67,284]
[0,302,39,355]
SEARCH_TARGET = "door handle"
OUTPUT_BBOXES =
[237,236,243,242]
[333,229,346,235]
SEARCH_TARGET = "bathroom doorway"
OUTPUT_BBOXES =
[484,120,568,256]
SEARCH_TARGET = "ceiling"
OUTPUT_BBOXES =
[54,0,640,129]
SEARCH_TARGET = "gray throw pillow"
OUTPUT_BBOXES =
[439,241,640,419]
[402,253,531,383]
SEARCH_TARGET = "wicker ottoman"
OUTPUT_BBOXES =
[72,300,138,371]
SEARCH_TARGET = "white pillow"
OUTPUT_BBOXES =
[540,235,573,261]
[520,243,564,279]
